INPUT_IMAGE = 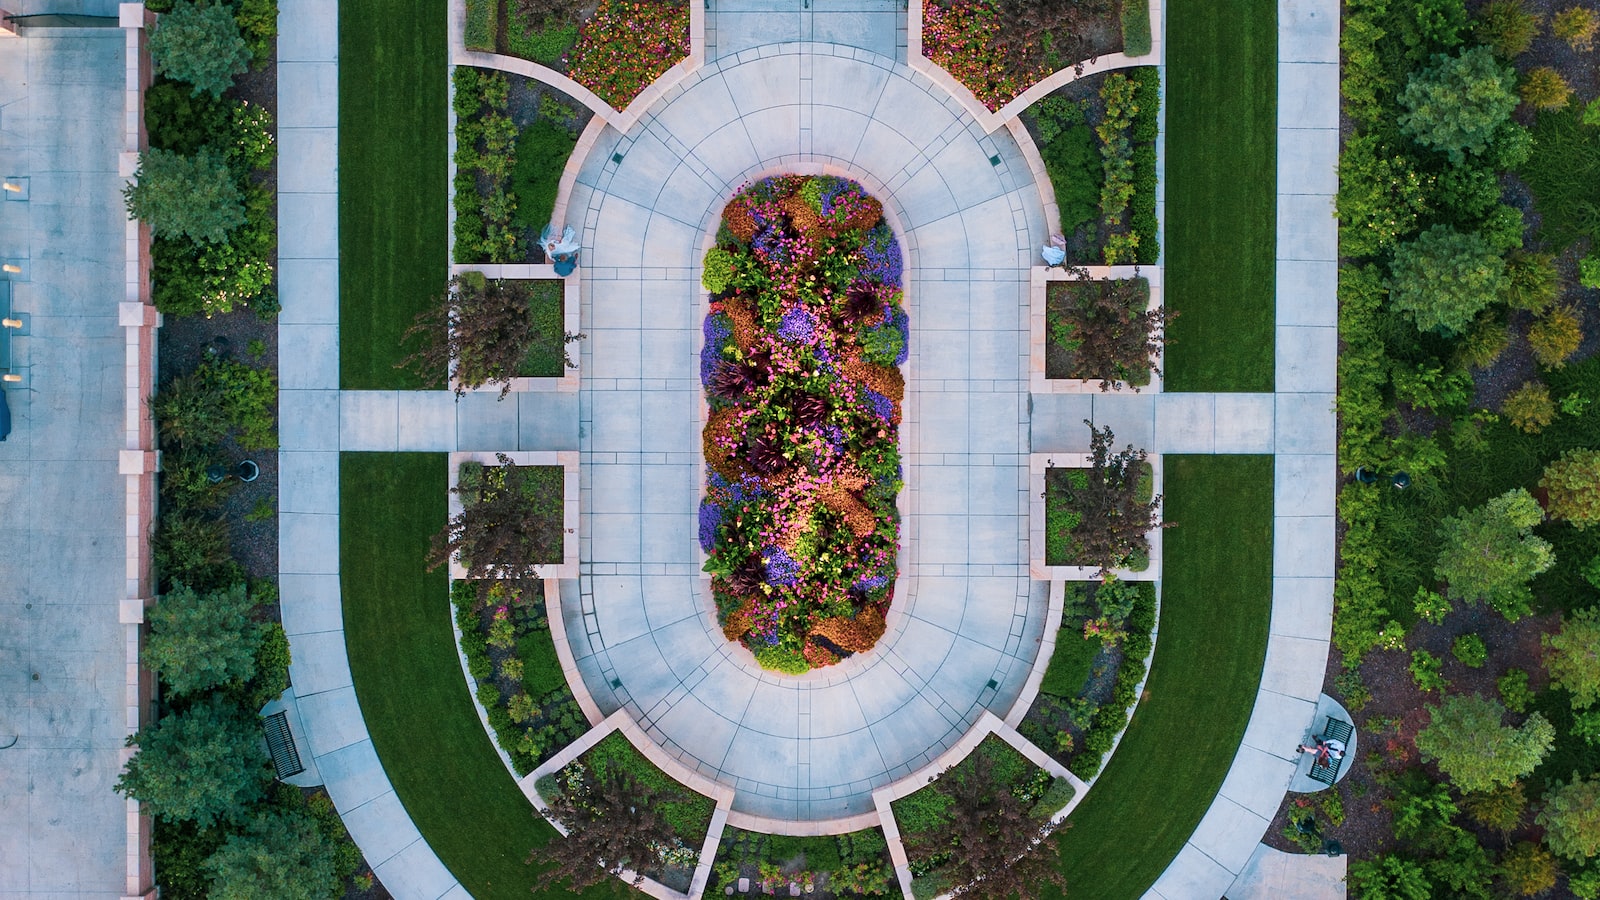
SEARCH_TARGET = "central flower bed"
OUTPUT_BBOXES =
[698,175,909,674]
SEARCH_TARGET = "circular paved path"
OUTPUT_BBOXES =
[562,43,1050,824]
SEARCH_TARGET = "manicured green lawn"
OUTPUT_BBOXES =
[1047,455,1274,899]
[339,0,448,389]
[341,452,622,899]
[1161,0,1277,392]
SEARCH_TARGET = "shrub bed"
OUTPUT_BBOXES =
[1020,580,1157,780]
[1044,444,1156,571]
[891,735,1073,899]
[921,0,1126,111]
[1044,275,1161,387]
[539,732,714,891]
[711,827,896,897]
[490,0,690,111]
[1025,67,1160,264]
[699,175,908,674]
[452,68,585,264]
[451,580,585,775]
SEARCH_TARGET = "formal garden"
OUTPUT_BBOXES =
[1272,0,1600,897]
[112,0,382,895]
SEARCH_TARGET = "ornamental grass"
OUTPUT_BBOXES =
[698,175,908,674]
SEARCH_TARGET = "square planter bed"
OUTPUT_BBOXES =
[446,266,581,392]
[1029,452,1162,580]
[447,450,579,579]
[1029,265,1163,394]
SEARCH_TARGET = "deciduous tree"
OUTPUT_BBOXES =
[1537,774,1600,861]
[1544,607,1600,708]
[203,806,342,899]
[401,273,576,398]
[1539,448,1600,530]
[528,766,682,892]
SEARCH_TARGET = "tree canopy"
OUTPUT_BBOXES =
[142,581,261,697]
[1388,225,1507,336]
[124,147,246,245]
[115,695,273,828]
[1414,693,1554,793]
[148,0,252,98]
[203,806,343,899]
[1398,45,1519,163]
[1433,488,1554,621]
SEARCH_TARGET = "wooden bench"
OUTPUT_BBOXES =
[1307,716,1353,786]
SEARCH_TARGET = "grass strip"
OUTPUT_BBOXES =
[1047,454,1274,899]
[340,452,622,898]
[339,0,448,389]
[1161,0,1276,391]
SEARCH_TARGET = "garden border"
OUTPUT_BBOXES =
[523,708,735,900]
[1028,452,1164,581]
[904,0,1163,135]
[446,450,580,579]
[445,263,582,393]
[1029,264,1165,395]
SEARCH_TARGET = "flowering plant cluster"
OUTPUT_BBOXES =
[566,0,689,111]
[922,0,1045,111]
[698,175,909,673]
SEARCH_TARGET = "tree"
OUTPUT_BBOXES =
[1414,694,1554,793]
[1347,854,1434,900]
[1398,46,1519,163]
[148,0,252,98]
[401,273,576,398]
[115,695,272,828]
[1540,448,1600,530]
[142,582,260,697]
[1544,607,1600,708]
[1388,225,1507,336]
[528,766,682,892]
[1048,270,1169,390]
[430,455,565,584]
[124,148,245,244]
[1537,774,1600,861]
[1434,488,1554,621]
[1049,422,1164,576]
[902,752,1067,899]
[203,806,342,899]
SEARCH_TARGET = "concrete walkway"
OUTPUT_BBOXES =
[0,26,130,898]
[274,0,465,895]
[1139,0,1340,895]
[563,43,1050,823]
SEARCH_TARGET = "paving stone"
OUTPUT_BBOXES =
[280,450,340,514]
[281,389,340,451]
[1276,126,1338,196]
[1258,635,1331,702]
[1239,687,1318,757]
[1276,259,1338,328]
[1154,393,1215,453]
[278,127,339,193]
[1187,796,1271,875]
[279,573,344,636]
[1274,454,1336,518]
[454,390,519,450]
[339,391,399,450]
[1145,842,1237,900]
[277,62,340,129]
[278,323,339,389]
[278,258,340,324]
[287,629,355,696]
[1281,0,1341,63]
[1275,325,1337,393]
[372,838,460,900]
[277,190,338,260]
[1277,63,1339,130]
[1276,192,1338,261]
[396,392,459,451]
[1273,391,1335,455]
[341,792,421,867]
[1214,394,1276,453]
[1268,577,1335,642]
[1274,514,1336,578]
[280,512,340,575]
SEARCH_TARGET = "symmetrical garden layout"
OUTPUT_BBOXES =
[273,0,1338,897]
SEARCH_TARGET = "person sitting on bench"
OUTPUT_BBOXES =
[1297,737,1346,767]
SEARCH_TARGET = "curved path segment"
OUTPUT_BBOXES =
[562,43,1050,824]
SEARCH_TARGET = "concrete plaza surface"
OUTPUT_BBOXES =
[274,0,1345,895]
[0,26,134,898]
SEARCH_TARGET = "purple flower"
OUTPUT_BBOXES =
[854,572,893,592]
[701,313,733,387]
[860,224,902,288]
[698,499,723,552]
[863,388,894,421]
[777,307,816,344]
[762,546,801,586]
[888,307,910,366]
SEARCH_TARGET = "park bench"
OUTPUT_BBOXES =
[1307,716,1353,786]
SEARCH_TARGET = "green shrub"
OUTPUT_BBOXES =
[1500,250,1559,312]
[1474,0,1541,57]
[150,181,276,317]
[1039,628,1100,697]
[230,0,277,64]
[1545,607,1600,708]
[125,148,245,244]
[582,732,714,843]
[509,22,578,65]
[150,818,225,899]
[1552,6,1599,50]
[148,1,252,98]
[464,0,499,51]
[1522,66,1573,110]
[1415,694,1554,792]
[247,622,290,710]
[152,512,234,592]
[145,79,232,156]
[1039,121,1101,236]
[1451,634,1487,668]
[115,695,273,828]
[1454,316,1510,370]
[1581,254,1600,289]
[1336,135,1431,257]
[1537,774,1600,860]
[143,582,260,697]
[1502,380,1556,433]
[1388,224,1505,335]
[1121,0,1152,56]
[753,645,810,674]
[1540,449,1600,530]
[1499,842,1558,896]
[1499,668,1534,714]
[1410,649,1448,691]
[1398,46,1518,164]
[1528,305,1583,368]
